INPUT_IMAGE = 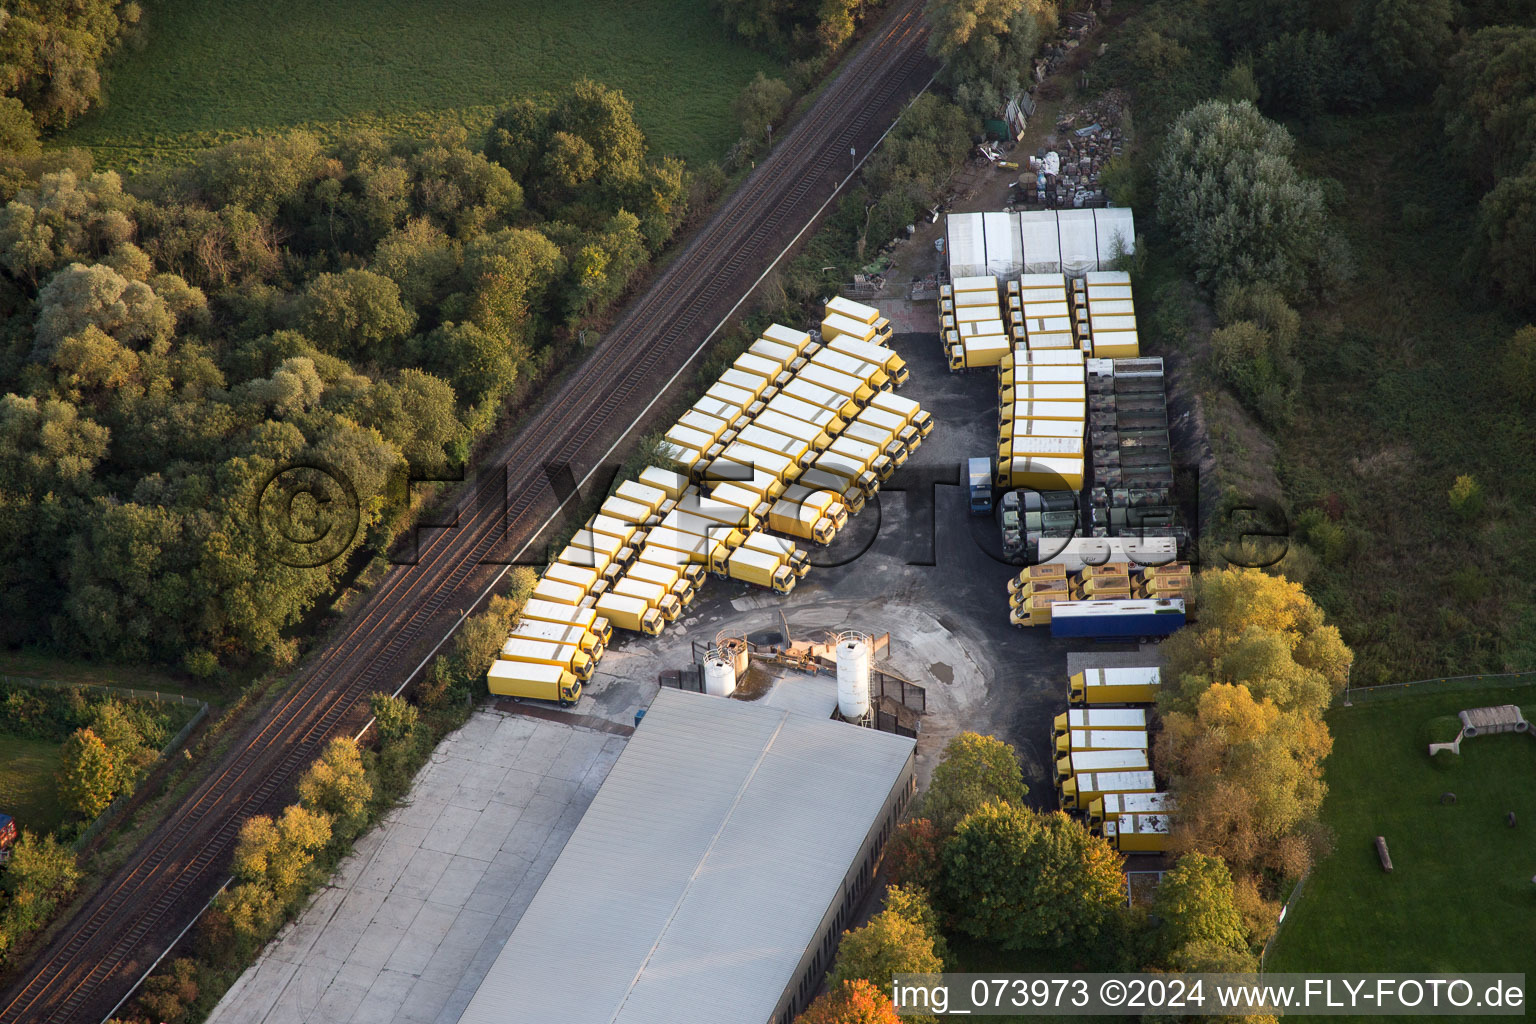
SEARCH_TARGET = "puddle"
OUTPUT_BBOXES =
[928,662,954,685]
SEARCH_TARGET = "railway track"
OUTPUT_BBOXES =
[0,7,935,1022]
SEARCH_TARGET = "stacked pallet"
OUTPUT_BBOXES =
[1086,357,1178,542]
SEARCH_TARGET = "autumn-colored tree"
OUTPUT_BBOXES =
[296,738,372,841]
[796,979,901,1024]
[1151,853,1249,958]
[370,693,421,748]
[137,957,200,1024]
[231,804,332,903]
[884,818,942,891]
[830,889,944,1022]
[921,732,1028,834]
[0,830,81,960]
[56,727,117,818]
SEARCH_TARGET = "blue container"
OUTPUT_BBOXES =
[1050,607,1185,641]
[633,708,647,729]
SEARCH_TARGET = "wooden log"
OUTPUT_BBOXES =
[1375,835,1393,873]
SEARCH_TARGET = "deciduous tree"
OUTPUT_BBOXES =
[796,979,901,1024]
[56,726,117,817]
[921,732,1028,834]
[297,737,372,840]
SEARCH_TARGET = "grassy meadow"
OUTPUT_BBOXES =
[59,0,782,171]
[1267,682,1536,977]
[0,737,66,837]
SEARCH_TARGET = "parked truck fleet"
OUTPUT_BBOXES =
[487,302,928,703]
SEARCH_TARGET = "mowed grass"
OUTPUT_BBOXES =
[1268,683,1536,976]
[58,0,782,171]
[0,736,66,837]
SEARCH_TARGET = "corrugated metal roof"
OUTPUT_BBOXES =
[456,687,915,1024]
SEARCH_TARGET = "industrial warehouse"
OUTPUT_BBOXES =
[456,686,916,1024]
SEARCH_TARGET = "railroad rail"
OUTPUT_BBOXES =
[0,6,935,1021]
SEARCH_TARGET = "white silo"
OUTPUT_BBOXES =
[835,633,871,720]
[704,654,736,697]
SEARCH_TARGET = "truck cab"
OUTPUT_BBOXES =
[968,457,993,515]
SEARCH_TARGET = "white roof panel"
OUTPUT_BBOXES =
[1020,212,1062,274]
[1094,208,1136,267]
[457,688,914,1024]
[1057,209,1099,277]
[947,212,987,279]
[984,211,1023,279]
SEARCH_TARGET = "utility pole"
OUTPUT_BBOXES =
[849,146,856,172]
[766,123,772,151]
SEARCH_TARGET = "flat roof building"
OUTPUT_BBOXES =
[456,686,917,1024]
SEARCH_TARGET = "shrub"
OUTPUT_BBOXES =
[1448,475,1484,519]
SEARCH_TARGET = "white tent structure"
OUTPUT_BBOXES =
[946,212,987,278]
[1094,207,1136,266]
[983,211,1023,278]
[1020,210,1062,274]
[1056,209,1100,277]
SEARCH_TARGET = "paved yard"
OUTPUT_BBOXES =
[206,710,626,1024]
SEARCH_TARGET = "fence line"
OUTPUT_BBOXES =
[1260,870,1311,969]
[1,673,207,708]
[1338,672,1536,707]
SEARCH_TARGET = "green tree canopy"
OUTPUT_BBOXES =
[921,731,1028,834]
[1151,853,1250,956]
[939,804,1125,951]
[56,726,117,818]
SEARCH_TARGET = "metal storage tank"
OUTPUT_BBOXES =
[704,651,736,697]
[835,632,872,720]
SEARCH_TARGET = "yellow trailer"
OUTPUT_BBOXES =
[799,363,875,406]
[741,530,809,576]
[487,660,581,704]
[1091,330,1139,358]
[781,377,861,423]
[811,451,878,499]
[518,599,613,645]
[657,441,703,478]
[754,409,832,451]
[810,347,889,390]
[780,483,847,529]
[734,424,817,470]
[734,352,790,388]
[643,528,726,575]
[599,495,657,530]
[635,543,708,588]
[868,392,933,438]
[612,576,682,622]
[748,338,801,373]
[997,455,1084,491]
[710,443,801,488]
[531,577,588,607]
[663,506,750,547]
[1008,593,1066,627]
[705,380,758,413]
[1007,563,1068,594]
[998,434,1085,461]
[626,559,695,607]
[1115,812,1172,853]
[1058,769,1157,811]
[511,617,606,658]
[762,323,814,354]
[1000,400,1086,424]
[726,545,797,593]
[765,393,846,435]
[691,395,747,425]
[613,480,669,517]
[664,423,717,458]
[1079,575,1132,598]
[1088,791,1171,826]
[824,295,892,340]
[820,312,879,345]
[1054,728,1150,756]
[799,466,866,515]
[543,562,604,597]
[1008,579,1070,609]
[499,637,595,681]
[594,592,665,636]
[1069,666,1162,706]
[587,515,642,553]
[1052,707,1147,736]
[717,367,772,400]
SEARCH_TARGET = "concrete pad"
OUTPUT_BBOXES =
[205,709,624,1024]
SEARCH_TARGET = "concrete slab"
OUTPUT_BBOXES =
[205,708,622,1024]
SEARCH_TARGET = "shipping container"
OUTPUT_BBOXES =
[664,422,717,456]
[1000,401,1086,424]
[594,592,665,636]
[487,659,582,704]
[1069,665,1162,704]
[671,496,756,534]
[998,455,1084,491]
[1058,769,1157,811]
[709,482,770,524]
[1051,707,1147,736]
[764,392,845,434]
[824,296,892,340]
[499,637,595,681]
[519,599,613,645]
[727,545,797,593]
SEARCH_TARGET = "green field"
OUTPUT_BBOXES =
[1268,682,1536,975]
[0,737,66,838]
[58,0,781,171]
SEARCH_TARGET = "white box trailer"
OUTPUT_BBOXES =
[781,376,860,421]
[764,393,844,434]
[1053,707,1148,734]
[754,409,831,450]
[955,289,1001,308]
[748,338,800,371]
[1062,728,1150,752]
[519,599,613,643]
[821,312,879,344]
[705,381,757,411]
[762,323,813,353]
[952,274,1000,294]
[1042,536,1178,572]
[1059,769,1158,810]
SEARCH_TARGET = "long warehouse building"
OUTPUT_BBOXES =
[456,686,917,1024]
